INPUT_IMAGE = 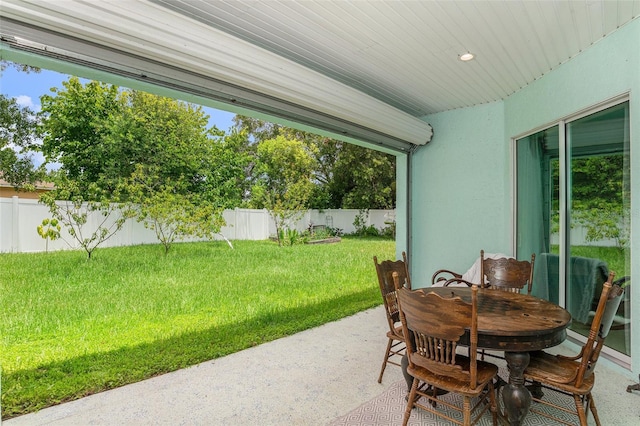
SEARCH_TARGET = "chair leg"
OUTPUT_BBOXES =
[463,395,471,426]
[430,383,438,407]
[402,378,419,426]
[378,337,393,383]
[587,392,601,426]
[488,381,498,426]
[573,394,588,426]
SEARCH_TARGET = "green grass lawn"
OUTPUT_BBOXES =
[550,244,630,281]
[0,237,394,419]
[566,246,629,280]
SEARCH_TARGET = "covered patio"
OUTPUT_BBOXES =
[4,305,639,425]
[2,0,640,423]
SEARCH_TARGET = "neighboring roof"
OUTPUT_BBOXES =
[0,179,54,191]
[1,1,639,151]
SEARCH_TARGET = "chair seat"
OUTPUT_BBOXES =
[387,325,404,341]
[524,350,595,395]
[407,356,498,397]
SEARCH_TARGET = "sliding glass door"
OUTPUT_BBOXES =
[516,100,631,358]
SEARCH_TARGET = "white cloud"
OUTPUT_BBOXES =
[15,95,33,107]
[15,95,41,112]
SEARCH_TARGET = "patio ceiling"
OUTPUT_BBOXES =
[1,0,639,152]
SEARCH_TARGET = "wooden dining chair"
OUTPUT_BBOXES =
[373,252,411,383]
[482,250,536,294]
[523,272,623,426]
[443,250,536,294]
[393,274,498,426]
[442,250,536,360]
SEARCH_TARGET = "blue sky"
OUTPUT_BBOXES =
[0,66,237,131]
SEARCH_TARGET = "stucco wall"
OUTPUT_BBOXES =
[410,101,508,285]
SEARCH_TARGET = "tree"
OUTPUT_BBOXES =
[125,165,227,254]
[570,154,629,249]
[250,136,315,246]
[197,128,253,209]
[0,61,41,73]
[1,61,46,188]
[40,81,249,205]
[232,114,281,142]
[39,174,136,260]
[38,79,251,253]
[114,93,248,250]
[232,115,397,209]
[550,154,630,250]
[330,143,396,209]
[0,94,44,186]
[37,78,136,258]
[39,77,126,196]
[115,90,215,190]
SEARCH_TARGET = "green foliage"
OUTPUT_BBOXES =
[250,136,315,246]
[113,90,228,200]
[232,114,281,142]
[0,239,394,418]
[0,93,44,186]
[551,154,630,250]
[327,227,344,237]
[379,222,396,239]
[572,206,629,250]
[328,143,396,209]
[38,79,250,210]
[570,155,627,207]
[352,209,368,232]
[277,228,304,246]
[37,78,249,255]
[125,165,227,254]
[36,218,61,252]
[570,155,630,250]
[39,77,126,192]
[208,129,254,208]
[233,116,396,210]
[351,209,379,237]
[304,223,342,240]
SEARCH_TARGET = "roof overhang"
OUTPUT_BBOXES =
[0,1,433,153]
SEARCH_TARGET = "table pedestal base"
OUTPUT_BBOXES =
[502,351,531,426]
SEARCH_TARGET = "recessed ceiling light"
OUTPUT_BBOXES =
[459,52,475,61]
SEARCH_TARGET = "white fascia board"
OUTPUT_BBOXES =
[0,0,433,149]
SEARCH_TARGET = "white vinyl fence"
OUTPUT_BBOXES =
[0,196,395,253]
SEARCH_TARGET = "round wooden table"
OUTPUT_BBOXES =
[401,287,572,426]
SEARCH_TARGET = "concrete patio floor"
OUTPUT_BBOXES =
[3,306,639,425]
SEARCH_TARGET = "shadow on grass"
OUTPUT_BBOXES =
[2,289,380,419]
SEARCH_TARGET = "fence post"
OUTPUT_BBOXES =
[263,208,270,239]
[12,196,19,252]
[233,207,238,240]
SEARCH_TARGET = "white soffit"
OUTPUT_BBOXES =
[151,0,640,116]
[0,0,433,152]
